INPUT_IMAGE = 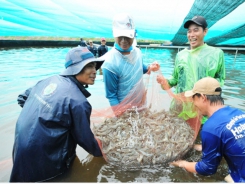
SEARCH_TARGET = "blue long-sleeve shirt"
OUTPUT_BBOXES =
[195,106,245,182]
[101,47,148,106]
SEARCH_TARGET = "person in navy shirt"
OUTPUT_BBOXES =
[171,77,245,182]
[10,47,104,182]
[97,37,108,57]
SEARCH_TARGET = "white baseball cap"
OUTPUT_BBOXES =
[112,13,135,38]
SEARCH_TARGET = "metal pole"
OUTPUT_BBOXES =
[234,49,238,62]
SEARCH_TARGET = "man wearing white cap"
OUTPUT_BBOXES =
[170,77,245,183]
[10,47,104,182]
[101,13,159,110]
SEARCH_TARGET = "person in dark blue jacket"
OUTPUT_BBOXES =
[97,37,108,57]
[171,77,245,183]
[10,47,104,182]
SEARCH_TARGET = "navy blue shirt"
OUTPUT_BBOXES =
[98,45,108,57]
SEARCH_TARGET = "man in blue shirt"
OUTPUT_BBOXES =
[171,77,245,182]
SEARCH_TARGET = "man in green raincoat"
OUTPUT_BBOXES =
[157,16,225,124]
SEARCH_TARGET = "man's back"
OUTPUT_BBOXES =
[80,39,87,47]
[198,106,245,182]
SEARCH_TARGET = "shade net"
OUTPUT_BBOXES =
[171,0,245,45]
[206,24,245,45]
[91,70,201,168]
[1,0,245,47]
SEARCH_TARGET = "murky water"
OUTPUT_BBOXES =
[0,47,244,182]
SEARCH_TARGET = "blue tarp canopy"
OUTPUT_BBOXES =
[0,0,245,46]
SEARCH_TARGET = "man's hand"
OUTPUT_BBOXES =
[147,61,160,74]
[170,160,197,173]
[194,144,202,151]
[156,75,166,85]
[156,75,170,90]
[170,160,187,168]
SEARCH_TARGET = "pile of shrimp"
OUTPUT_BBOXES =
[93,107,195,167]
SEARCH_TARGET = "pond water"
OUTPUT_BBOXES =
[0,47,244,182]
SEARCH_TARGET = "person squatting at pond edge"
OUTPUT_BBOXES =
[101,12,160,107]
[9,47,104,182]
[157,15,225,124]
[171,77,245,183]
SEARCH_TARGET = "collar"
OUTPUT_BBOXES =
[66,76,91,98]
[114,42,133,52]
[189,43,207,51]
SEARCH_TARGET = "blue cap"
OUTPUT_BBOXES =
[60,47,104,76]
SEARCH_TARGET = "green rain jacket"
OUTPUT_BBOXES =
[167,44,225,121]
[168,44,225,93]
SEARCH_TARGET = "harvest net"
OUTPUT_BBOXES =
[91,70,201,167]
